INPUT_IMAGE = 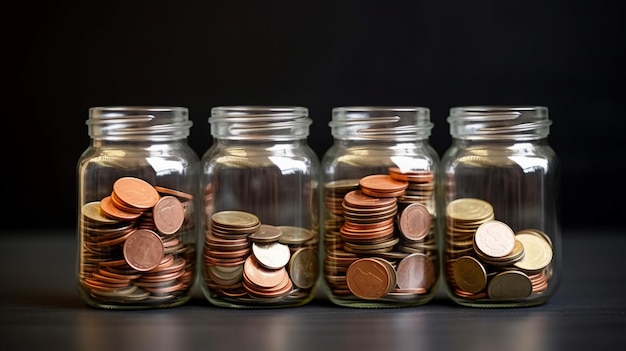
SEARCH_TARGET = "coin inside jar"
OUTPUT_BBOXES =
[395,253,435,290]
[252,242,291,270]
[398,203,432,242]
[112,177,160,210]
[473,220,516,258]
[123,229,164,271]
[346,258,395,300]
[152,195,185,235]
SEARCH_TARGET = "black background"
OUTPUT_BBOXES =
[2,0,624,234]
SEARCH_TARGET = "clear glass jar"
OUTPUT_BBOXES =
[441,106,561,307]
[321,107,441,308]
[200,106,320,308]
[77,106,200,309]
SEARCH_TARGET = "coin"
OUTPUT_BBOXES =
[277,226,315,245]
[211,210,260,229]
[82,201,121,224]
[396,253,435,290]
[343,190,397,208]
[453,256,487,293]
[513,232,553,273]
[243,255,288,289]
[359,174,408,198]
[99,196,143,220]
[487,271,532,300]
[289,247,318,289]
[154,185,194,200]
[398,203,432,241]
[113,177,160,210]
[153,196,185,235]
[252,242,291,270]
[346,258,395,300]
[446,198,494,222]
[123,229,164,271]
[249,224,283,243]
[474,220,516,258]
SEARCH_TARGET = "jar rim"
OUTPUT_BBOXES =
[447,105,551,140]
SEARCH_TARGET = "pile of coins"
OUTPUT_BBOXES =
[203,210,318,303]
[445,198,554,300]
[323,168,438,302]
[79,176,195,304]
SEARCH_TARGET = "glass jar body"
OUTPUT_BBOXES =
[77,122,200,309]
[441,107,561,307]
[200,108,320,308]
[321,107,441,308]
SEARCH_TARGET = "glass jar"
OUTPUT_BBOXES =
[77,106,200,309]
[321,107,441,308]
[200,106,320,308]
[441,106,561,307]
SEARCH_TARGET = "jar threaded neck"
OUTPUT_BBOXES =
[447,106,551,140]
[87,106,191,141]
[209,106,311,140]
[329,107,433,141]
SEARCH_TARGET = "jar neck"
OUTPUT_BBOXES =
[209,106,311,141]
[329,106,433,141]
[447,106,551,141]
[87,106,191,142]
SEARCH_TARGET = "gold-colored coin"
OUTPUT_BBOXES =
[277,226,315,245]
[453,256,487,293]
[211,210,260,229]
[446,198,494,222]
[514,232,553,273]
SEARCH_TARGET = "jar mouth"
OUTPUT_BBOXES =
[87,106,192,141]
[447,106,551,140]
[329,106,433,140]
[209,106,311,140]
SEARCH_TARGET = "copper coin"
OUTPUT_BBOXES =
[360,174,408,192]
[152,195,185,235]
[398,203,432,241]
[388,168,434,182]
[113,177,160,210]
[395,253,435,290]
[243,255,288,288]
[99,196,143,220]
[154,185,194,200]
[123,229,164,271]
[346,258,394,300]
[343,190,397,208]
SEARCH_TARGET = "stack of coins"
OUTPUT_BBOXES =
[446,197,554,300]
[323,169,438,302]
[390,168,435,211]
[80,177,195,304]
[203,210,319,303]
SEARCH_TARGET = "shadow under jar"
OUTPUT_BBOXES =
[77,106,200,309]
[441,106,561,307]
[200,106,320,308]
[321,107,441,308]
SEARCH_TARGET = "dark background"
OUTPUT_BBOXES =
[2,0,624,234]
